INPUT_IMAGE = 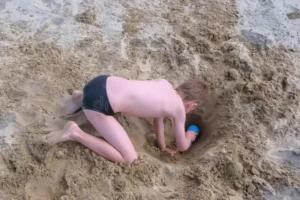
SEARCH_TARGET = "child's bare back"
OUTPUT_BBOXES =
[107,76,180,118]
[43,75,209,163]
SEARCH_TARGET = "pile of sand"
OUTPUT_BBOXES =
[0,0,300,199]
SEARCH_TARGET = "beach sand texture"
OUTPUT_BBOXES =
[0,0,300,199]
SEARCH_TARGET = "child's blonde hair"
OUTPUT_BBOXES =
[176,78,210,104]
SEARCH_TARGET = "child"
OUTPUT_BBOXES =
[43,75,209,163]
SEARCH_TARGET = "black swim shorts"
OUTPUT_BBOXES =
[81,75,115,116]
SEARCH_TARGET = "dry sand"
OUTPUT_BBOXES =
[0,0,300,199]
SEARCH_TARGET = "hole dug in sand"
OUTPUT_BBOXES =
[143,93,223,164]
[183,111,218,158]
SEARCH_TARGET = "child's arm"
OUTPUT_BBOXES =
[173,108,193,152]
[154,117,166,150]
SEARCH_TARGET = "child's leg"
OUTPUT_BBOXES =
[83,110,138,163]
[43,111,138,163]
[64,90,83,115]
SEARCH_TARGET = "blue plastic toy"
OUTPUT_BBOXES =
[187,125,200,147]
[187,125,200,135]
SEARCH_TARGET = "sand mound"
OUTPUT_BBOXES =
[0,0,300,199]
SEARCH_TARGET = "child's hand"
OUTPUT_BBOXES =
[186,125,200,143]
[186,131,197,142]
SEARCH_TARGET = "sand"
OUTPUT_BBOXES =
[0,0,300,199]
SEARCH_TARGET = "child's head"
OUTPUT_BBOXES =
[176,78,210,113]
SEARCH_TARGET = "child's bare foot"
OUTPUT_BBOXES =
[64,90,83,115]
[42,121,80,145]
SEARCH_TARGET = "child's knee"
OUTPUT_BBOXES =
[123,152,138,163]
